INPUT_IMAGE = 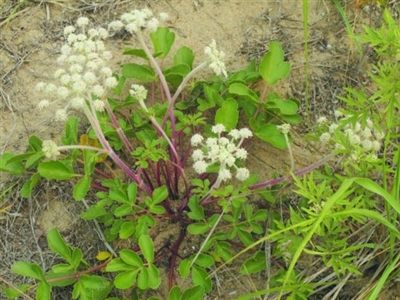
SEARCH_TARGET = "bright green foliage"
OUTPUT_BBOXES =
[106,235,160,290]
[2,7,399,300]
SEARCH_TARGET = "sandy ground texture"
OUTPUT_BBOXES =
[1,0,399,299]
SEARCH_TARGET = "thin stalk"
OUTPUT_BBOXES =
[303,0,310,127]
[136,31,176,134]
[104,99,134,152]
[82,102,152,194]
[249,154,335,190]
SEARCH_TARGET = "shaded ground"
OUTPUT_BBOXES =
[1,0,399,299]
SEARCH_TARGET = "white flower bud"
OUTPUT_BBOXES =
[372,140,381,152]
[105,77,118,88]
[319,132,331,143]
[36,82,47,92]
[239,128,253,139]
[192,149,204,161]
[159,12,169,21]
[191,134,204,147]
[193,160,208,174]
[76,17,89,27]
[42,140,60,159]
[277,124,291,134]
[218,168,232,182]
[212,124,226,134]
[236,168,250,181]
[38,100,50,109]
[64,26,76,35]
[55,109,68,121]
[317,116,328,124]
[235,148,248,160]
[93,100,105,112]
[70,97,85,109]
[92,85,105,97]
[108,20,124,31]
[57,87,69,99]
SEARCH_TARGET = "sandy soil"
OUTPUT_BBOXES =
[1,0,399,299]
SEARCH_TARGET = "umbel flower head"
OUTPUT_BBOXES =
[318,113,384,161]
[36,17,118,121]
[108,8,167,34]
[191,124,252,185]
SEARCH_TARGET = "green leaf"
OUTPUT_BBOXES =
[147,264,161,289]
[238,230,254,246]
[228,83,258,103]
[71,248,83,270]
[73,176,91,201]
[215,98,239,131]
[164,64,191,88]
[122,63,156,82]
[194,254,214,268]
[2,284,30,299]
[0,153,25,175]
[179,258,191,278]
[46,269,76,287]
[105,259,130,272]
[139,235,154,263]
[150,27,175,58]
[192,266,212,293]
[38,161,76,180]
[259,41,291,85]
[254,124,287,149]
[119,221,135,239]
[149,205,166,214]
[204,85,223,106]
[51,263,73,274]
[29,135,43,152]
[127,183,137,204]
[114,204,133,217]
[79,275,109,290]
[187,196,205,220]
[109,189,127,203]
[114,270,138,290]
[80,205,107,220]
[152,186,168,204]
[20,173,41,198]
[36,282,51,300]
[174,46,195,69]
[120,249,143,267]
[181,285,205,300]
[266,98,298,115]
[123,47,148,60]
[47,228,72,262]
[240,251,266,275]
[169,286,181,300]
[61,117,79,145]
[25,151,45,168]
[197,98,215,111]
[137,268,149,290]
[252,209,268,221]
[187,222,210,235]
[11,262,45,281]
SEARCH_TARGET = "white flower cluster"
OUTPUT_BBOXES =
[191,124,252,183]
[108,8,167,34]
[129,84,148,111]
[204,40,227,78]
[36,17,118,121]
[42,140,60,159]
[318,111,384,160]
